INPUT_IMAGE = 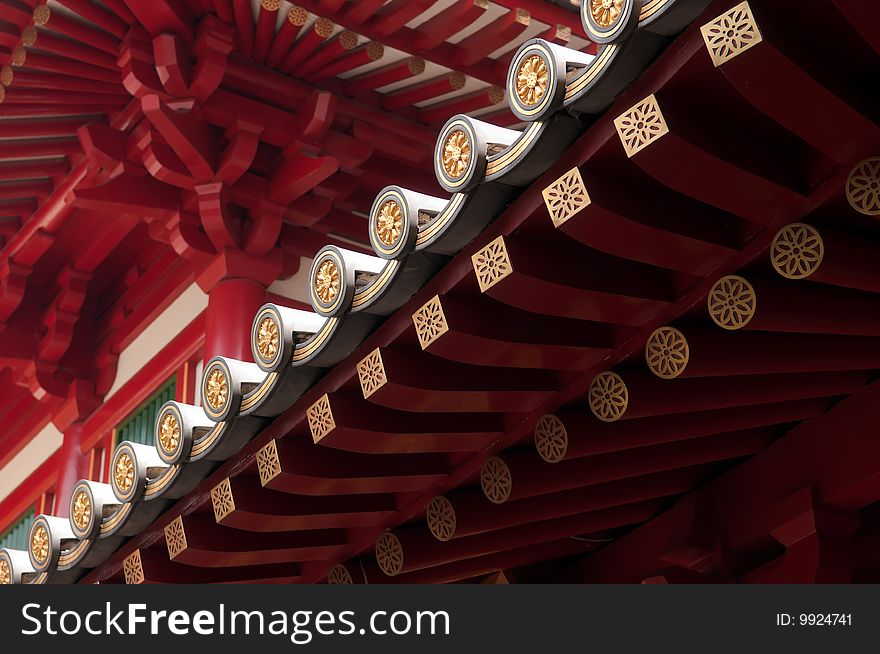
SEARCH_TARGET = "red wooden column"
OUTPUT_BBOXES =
[51,381,100,518]
[197,249,284,363]
[53,423,90,518]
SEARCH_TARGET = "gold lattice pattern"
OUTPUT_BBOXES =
[472,236,513,292]
[845,157,880,216]
[771,223,824,279]
[211,479,235,523]
[442,129,471,179]
[307,395,336,442]
[590,0,624,28]
[158,411,180,456]
[515,54,549,107]
[257,440,282,485]
[314,258,341,305]
[115,451,135,494]
[480,457,512,504]
[33,4,50,25]
[71,489,92,532]
[412,296,449,349]
[376,200,403,247]
[614,94,669,158]
[588,371,629,422]
[164,517,187,559]
[645,327,690,379]
[534,414,568,463]
[426,496,457,542]
[31,524,49,563]
[375,532,404,577]
[357,349,387,399]
[205,367,228,411]
[123,550,144,585]
[708,275,757,330]
[328,564,353,584]
[261,0,280,10]
[257,316,280,362]
[543,167,591,227]
[700,1,762,67]
[0,558,10,585]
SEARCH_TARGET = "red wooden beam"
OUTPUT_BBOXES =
[419,85,505,124]
[415,0,489,51]
[57,0,128,38]
[305,42,384,83]
[342,55,425,95]
[455,7,531,67]
[232,0,255,56]
[278,16,334,74]
[493,0,587,39]
[295,30,358,79]
[371,0,434,37]
[382,72,466,110]
[253,0,281,63]
[33,4,120,56]
[265,4,309,68]
[6,51,122,83]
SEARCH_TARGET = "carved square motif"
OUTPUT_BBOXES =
[257,440,281,486]
[357,349,387,399]
[472,236,513,293]
[543,167,591,227]
[211,478,235,523]
[164,516,187,560]
[307,394,336,443]
[412,296,449,350]
[122,550,144,585]
[700,1,762,67]
[613,94,669,158]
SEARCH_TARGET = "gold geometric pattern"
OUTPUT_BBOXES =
[534,414,568,463]
[256,316,279,362]
[590,0,624,28]
[114,451,135,494]
[328,564,353,584]
[211,478,235,524]
[31,524,49,564]
[0,558,10,585]
[32,4,50,25]
[614,94,669,158]
[376,200,403,248]
[158,411,180,457]
[588,371,629,422]
[645,327,690,379]
[375,531,404,577]
[771,223,824,279]
[307,395,336,443]
[257,440,282,486]
[71,489,92,532]
[515,54,549,107]
[708,275,757,330]
[845,157,880,216]
[442,129,471,180]
[426,496,457,541]
[412,296,449,350]
[123,550,144,585]
[314,258,341,305]
[205,367,228,411]
[261,0,280,10]
[700,1,763,67]
[164,516,187,560]
[543,167,591,228]
[480,457,512,504]
[356,349,387,399]
[472,235,513,293]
